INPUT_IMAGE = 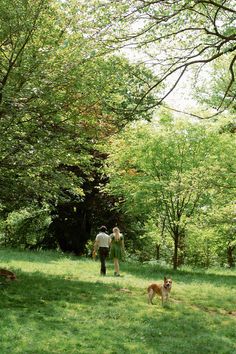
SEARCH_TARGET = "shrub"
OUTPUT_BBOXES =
[1,205,52,249]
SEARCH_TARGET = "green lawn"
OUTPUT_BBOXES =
[0,248,235,354]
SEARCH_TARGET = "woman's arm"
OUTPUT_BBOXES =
[121,238,125,252]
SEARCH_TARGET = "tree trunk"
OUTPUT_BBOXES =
[156,243,160,260]
[173,233,179,270]
[227,246,235,268]
[178,229,185,266]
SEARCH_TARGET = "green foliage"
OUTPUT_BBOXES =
[1,0,235,263]
[89,0,236,110]
[194,56,236,112]
[84,239,94,257]
[185,226,219,268]
[185,200,236,268]
[1,205,52,249]
[105,119,236,268]
[0,0,159,212]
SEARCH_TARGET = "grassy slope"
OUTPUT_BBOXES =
[0,249,236,354]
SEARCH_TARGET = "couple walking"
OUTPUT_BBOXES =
[94,226,125,276]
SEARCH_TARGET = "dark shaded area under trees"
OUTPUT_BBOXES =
[49,165,123,255]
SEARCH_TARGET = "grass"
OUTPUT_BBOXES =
[0,248,236,354]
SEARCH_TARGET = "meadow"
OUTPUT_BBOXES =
[0,248,235,354]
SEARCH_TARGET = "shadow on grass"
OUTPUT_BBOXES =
[1,246,235,290]
[0,270,235,354]
[0,272,120,308]
[122,262,236,287]
[1,245,235,289]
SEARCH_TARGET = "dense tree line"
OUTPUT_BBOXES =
[105,119,236,269]
[0,0,157,253]
[0,0,235,268]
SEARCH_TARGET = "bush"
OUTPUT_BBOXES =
[1,205,52,249]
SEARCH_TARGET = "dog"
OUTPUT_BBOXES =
[147,277,172,305]
[0,268,17,280]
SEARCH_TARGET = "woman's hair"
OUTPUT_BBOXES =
[113,227,121,241]
[100,225,107,232]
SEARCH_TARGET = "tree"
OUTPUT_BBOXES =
[105,119,236,269]
[90,0,236,112]
[0,0,157,210]
[0,0,160,253]
[0,0,91,208]
[206,203,236,267]
[194,55,236,115]
[187,190,236,267]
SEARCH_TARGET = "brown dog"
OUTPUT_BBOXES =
[147,277,172,305]
[0,268,17,280]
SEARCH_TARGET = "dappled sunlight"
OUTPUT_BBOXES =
[0,250,236,354]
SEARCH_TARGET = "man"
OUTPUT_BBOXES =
[93,226,110,275]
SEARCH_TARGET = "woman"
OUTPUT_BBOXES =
[110,227,125,277]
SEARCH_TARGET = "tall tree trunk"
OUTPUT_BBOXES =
[173,233,179,270]
[156,243,160,260]
[227,245,235,268]
[178,229,185,266]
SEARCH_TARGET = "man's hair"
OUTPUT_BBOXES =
[100,225,107,232]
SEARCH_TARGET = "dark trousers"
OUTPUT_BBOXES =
[99,247,109,275]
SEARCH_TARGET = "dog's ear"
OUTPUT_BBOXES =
[164,276,167,281]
